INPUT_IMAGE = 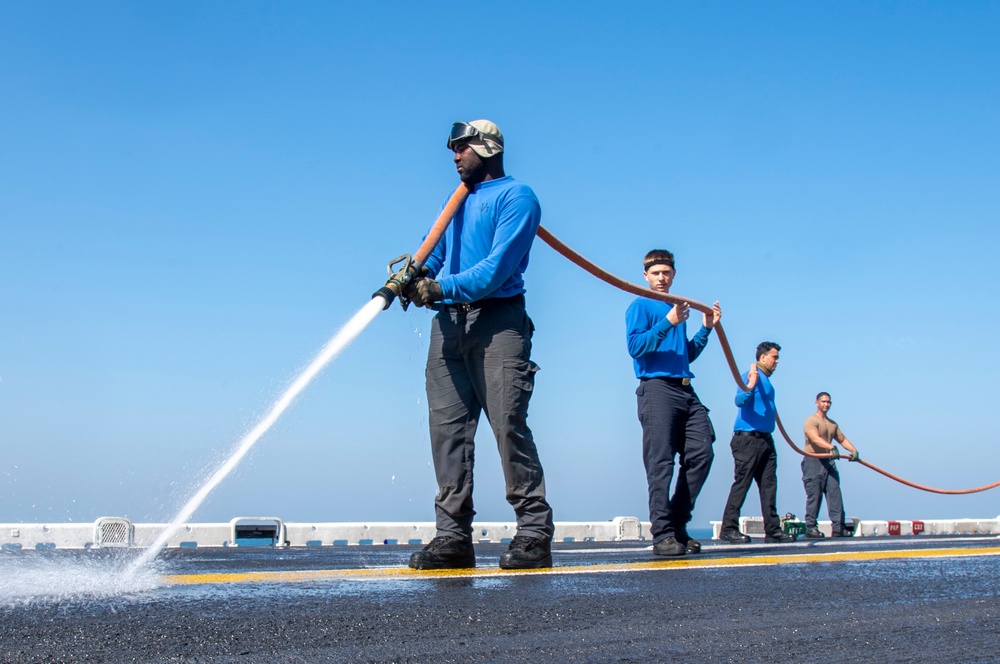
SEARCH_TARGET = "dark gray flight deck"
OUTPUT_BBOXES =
[2,536,999,663]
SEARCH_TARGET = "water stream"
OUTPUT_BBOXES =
[126,296,387,575]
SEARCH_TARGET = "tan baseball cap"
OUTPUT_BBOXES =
[448,119,504,158]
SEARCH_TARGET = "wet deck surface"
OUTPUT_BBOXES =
[2,536,999,662]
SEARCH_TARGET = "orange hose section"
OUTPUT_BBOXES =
[535,224,1000,495]
[412,183,471,267]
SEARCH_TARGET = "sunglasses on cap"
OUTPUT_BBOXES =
[447,122,479,150]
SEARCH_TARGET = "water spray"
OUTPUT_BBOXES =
[125,183,471,575]
[126,298,386,575]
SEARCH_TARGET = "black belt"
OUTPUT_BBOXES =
[444,293,524,314]
[734,430,771,439]
[660,377,691,387]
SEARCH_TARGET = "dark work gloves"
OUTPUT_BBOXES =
[406,278,443,308]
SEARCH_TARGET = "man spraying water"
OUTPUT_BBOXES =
[403,120,555,570]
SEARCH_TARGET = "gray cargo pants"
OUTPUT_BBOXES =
[801,456,846,533]
[425,295,554,541]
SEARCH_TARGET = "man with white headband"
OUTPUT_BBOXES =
[626,249,721,556]
[406,120,554,570]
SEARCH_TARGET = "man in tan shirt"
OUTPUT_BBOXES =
[802,392,860,538]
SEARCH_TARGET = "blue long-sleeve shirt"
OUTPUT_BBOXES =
[733,370,776,433]
[421,176,540,304]
[625,296,712,379]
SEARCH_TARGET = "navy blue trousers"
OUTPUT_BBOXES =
[636,378,716,542]
[721,432,782,536]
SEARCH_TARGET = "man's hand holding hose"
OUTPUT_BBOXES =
[406,278,442,308]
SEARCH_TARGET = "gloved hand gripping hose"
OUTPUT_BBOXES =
[373,183,471,310]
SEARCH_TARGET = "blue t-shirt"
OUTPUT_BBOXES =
[733,370,776,433]
[625,296,711,379]
[422,176,540,304]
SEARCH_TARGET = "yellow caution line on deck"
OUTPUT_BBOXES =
[164,545,1000,586]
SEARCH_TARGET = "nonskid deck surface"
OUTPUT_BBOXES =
[2,536,999,663]
[159,535,1000,584]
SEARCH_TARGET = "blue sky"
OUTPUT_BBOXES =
[2,2,999,530]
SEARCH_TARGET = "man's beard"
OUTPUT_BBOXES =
[460,160,488,184]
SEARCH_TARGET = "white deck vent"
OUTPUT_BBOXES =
[94,517,134,548]
[613,516,643,540]
[229,517,288,548]
[739,516,767,537]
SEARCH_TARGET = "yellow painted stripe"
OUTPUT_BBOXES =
[164,545,1000,586]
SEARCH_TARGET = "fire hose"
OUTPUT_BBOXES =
[372,184,471,310]
[377,183,1000,495]
[536,225,1000,495]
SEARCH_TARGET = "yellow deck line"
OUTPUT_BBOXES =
[164,545,1000,586]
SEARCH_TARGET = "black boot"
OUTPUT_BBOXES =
[409,537,476,570]
[499,536,552,569]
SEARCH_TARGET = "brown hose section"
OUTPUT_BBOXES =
[535,224,1000,495]
[412,183,471,267]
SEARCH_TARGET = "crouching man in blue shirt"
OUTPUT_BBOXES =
[405,120,554,570]
[626,249,721,556]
